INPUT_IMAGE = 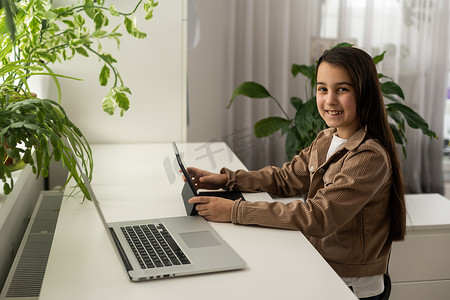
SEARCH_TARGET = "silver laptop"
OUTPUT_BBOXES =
[71,145,246,282]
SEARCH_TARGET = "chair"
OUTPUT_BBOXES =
[379,250,392,300]
[379,273,391,300]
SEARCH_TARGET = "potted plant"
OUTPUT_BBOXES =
[227,43,438,159]
[0,0,158,197]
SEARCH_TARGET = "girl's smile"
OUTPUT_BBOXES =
[326,110,343,115]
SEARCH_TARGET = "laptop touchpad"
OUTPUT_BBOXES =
[179,231,222,248]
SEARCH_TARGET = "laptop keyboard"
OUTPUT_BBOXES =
[121,224,191,269]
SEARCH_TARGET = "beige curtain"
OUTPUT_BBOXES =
[398,0,449,194]
[224,0,319,170]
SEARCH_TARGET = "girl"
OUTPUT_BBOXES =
[186,46,406,300]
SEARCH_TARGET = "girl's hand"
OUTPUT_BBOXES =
[188,196,234,222]
[183,167,228,190]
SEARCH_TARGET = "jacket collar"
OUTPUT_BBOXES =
[323,127,368,151]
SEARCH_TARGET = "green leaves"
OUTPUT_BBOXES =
[227,82,272,108]
[124,16,147,39]
[0,98,93,197]
[99,52,117,64]
[286,127,302,160]
[94,10,108,30]
[143,0,158,20]
[99,64,110,86]
[102,86,132,116]
[294,97,326,145]
[373,51,386,65]
[380,68,437,157]
[291,64,315,80]
[333,42,353,49]
[109,5,120,17]
[102,92,116,116]
[0,0,17,39]
[84,0,95,19]
[386,103,437,138]
[91,29,107,38]
[381,81,405,101]
[75,46,89,57]
[254,117,291,138]
[291,64,317,99]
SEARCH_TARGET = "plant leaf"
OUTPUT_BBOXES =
[124,16,147,39]
[114,91,130,112]
[291,64,315,80]
[227,82,272,108]
[124,16,133,35]
[102,92,115,115]
[390,123,407,158]
[99,64,110,86]
[75,47,89,57]
[109,5,120,17]
[387,103,438,138]
[381,81,405,100]
[294,97,325,140]
[333,42,353,49]
[92,29,107,38]
[254,117,290,138]
[373,51,386,65]
[53,147,62,161]
[84,0,95,19]
[94,10,107,30]
[290,97,303,110]
[99,52,117,64]
[383,93,401,104]
[143,0,159,20]
[0,0,16,40]
[3,182,11,195]
[285,127,301,160]
[115,86,132,94]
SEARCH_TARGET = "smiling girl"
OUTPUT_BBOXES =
[185,47,406,300]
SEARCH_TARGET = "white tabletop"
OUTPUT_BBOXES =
[404,193,450,231]
[39,142,356,300]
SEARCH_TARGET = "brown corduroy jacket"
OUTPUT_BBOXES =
[222,127,392,277]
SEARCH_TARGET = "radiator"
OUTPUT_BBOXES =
[0,190,63,300]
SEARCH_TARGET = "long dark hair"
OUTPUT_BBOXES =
[317,46,406,242]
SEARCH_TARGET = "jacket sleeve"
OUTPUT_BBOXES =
[220,144,313,197]
[230,143,392,238]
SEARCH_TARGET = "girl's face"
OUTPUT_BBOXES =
[316,62,360,139]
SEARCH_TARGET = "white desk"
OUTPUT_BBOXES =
[390,193,450,299]
[39,142,356,300]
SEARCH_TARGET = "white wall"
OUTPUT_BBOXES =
[187,0,229,143]
[48,0,187,144]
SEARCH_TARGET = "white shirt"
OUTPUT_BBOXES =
[327,135,384,298]
[326,134,348,161]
